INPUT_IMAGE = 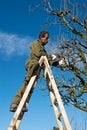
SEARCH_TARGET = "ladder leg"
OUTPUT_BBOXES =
[46,77,63,130]
[49,89,63,130]
[13,112,24,130]
[49,78,72,130]
[43,56,72,130]
[8,75,38,130]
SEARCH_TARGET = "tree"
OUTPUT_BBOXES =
[30,0,87,112]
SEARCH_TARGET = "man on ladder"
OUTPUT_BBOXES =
[10,30,60,112]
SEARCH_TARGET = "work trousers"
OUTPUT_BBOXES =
[12,60,39,104]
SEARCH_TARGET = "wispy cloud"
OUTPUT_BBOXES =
[0,32,33,58]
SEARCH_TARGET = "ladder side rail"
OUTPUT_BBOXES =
[14,112,24,130]
[45,71,63,130]
[8,57,44,130]
[8,74,37,130]
[43,56,72,130]
[49,90,64,130]
[13,100,31,130]
[15,57,44,129]
[47,78,63,130]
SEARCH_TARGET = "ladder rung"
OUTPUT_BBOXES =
[53,97,57,105]
[57,112,62,120]
[49,85,53,91]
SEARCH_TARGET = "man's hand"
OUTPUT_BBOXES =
[59,58,69,66]
[59,59,64,65]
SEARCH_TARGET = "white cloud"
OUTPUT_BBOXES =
[0,32,33,58]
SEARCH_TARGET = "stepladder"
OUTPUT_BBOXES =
[8,56,72,130]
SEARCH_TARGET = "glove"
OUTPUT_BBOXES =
[51,54,57,60]
[59,59,64,65]
[59,58,69,66]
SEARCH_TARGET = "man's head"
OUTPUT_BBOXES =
[39,30,49,44]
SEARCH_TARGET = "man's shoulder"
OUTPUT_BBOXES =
[31,40,40,47]
[33,40,39,44]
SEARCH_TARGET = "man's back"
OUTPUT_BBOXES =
[30,40,47,60]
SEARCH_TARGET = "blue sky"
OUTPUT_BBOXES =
[0,0,87,130]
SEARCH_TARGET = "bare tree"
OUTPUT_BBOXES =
[29,0,87,112]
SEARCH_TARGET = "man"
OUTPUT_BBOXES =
[10,30,58,112]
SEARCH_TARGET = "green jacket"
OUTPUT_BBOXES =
[25,40,55,70]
